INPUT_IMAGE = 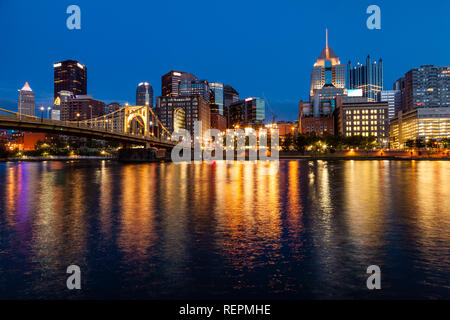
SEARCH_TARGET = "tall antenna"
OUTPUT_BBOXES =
[325,28,329,60]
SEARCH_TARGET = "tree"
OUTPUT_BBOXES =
[293,134,309,153]
[281,133,293,151]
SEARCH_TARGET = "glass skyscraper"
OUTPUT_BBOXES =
[209,82,224,115]
[136,82,154,107]
[347,55,383,102]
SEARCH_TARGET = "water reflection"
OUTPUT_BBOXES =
[0,160,449,299]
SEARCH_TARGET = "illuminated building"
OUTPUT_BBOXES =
[136,82,154,107]
[53,60,87,99]
[227,97,265,128]
[179,79,212,101]
[347,56,383,102]
[106,102,122,114]
[335,96,389,146]
[161,70,197,97]
[397,65,450,112]
[389,107,450,149]
[18,82,35,116]
[156,95,210,137]
[66,95,105,121]
[381,90,401,119]
[210,113,227,132]
[209,82,224,115]
[299,100,334,135]
[223,85,239,125]
[310,29,345,100]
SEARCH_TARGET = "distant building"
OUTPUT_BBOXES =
[310,29,345,100]
[106,102,122,114]
[161,70,197,97]
[397,65,450,112]
[276,121,297,137]
[209,82,224,115]
[53,60,87,99]
[335,96,389,146]
[381,90,401,119]
[66,95,105,121]
[23,133,48,151]
[179,79,212,101]
[18,82,35,116]
[347,56,383,102]
[136,82,153,107]
[156,95,210,137]
[210,113,227,132]
[389,107,450,149]
[299,100,334,135]
[228,97,265,128]
[223,85,239,126]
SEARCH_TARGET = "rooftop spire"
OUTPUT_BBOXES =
[20,81,33,92]
[325,28,329,60]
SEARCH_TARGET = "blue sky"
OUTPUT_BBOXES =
[0,0,449,120]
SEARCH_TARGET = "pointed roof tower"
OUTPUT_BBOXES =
[314,29,340,66]
[20,82,33,92]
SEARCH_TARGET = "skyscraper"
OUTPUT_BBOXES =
[53,60,87,99]
[310,29,345,99]
[209,82,224,115]
[381,90,401,119]
[223,85,239,126]
[347,56,383,102]
[18,82,35,116]
[156,95,210,137]
[161,71,197,97]
[397,65,450,112]
[227,97,265,128]
[178,79,212,101]
[136,82,154,107]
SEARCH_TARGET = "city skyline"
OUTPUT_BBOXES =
[0,0,449,121]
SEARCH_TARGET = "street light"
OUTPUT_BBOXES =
[76,113,80,127]
[47,106,51,119]
[40,106,44,122]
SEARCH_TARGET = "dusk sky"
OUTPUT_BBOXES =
[0,0,449,120]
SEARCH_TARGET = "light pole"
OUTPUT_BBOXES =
[47,106,51,119]
[40,106,44,122]
[76,113,80,127]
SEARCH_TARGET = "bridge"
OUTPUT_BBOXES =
[0,105,176,149]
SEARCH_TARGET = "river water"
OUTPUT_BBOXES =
[0,160,449,299]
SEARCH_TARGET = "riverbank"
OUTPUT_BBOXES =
[0,155,116,162]
[280,150,450,161]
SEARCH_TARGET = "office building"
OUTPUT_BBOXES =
[397,65,450,112]
[227,97,265,128]
[310,29,345,99]
[210,113,227,132]
[209,82,224,115]
[179,79,212,101]
[381,90,401,119]
[18,82,35,116]
[389,107,450,149]
[66,95,105,121]
[156,95,210,137]
[299,99,334,135]
[161,70,197,97]
[335,96,389,146]
[223,85,239,126]
[53,60,87,99]
[106,102,122,114]
[136,82,153,107]
[347,56,383,101]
